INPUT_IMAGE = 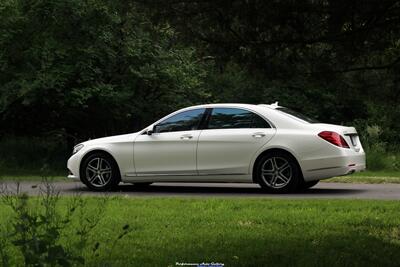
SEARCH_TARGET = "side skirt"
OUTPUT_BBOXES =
[121,174,253,183]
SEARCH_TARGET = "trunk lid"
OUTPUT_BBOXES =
[313,123,363,152]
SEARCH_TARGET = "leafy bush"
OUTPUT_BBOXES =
[355,124,400,172]
[366,149,387,171]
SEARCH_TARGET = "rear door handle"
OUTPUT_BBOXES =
[180,134,193,140]
[252,132,266,138]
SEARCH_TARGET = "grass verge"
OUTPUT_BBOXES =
[0,175,66,182]
[1,197,400,266]
[326,170,400,184]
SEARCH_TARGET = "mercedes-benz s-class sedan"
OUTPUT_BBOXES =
[67,103,365,193]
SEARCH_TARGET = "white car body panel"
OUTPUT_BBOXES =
[197,128,275,175]
[67,103,366,184]
[133,130,201,176]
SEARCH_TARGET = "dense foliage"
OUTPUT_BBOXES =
[0,0,399,155]
[0,0,210,144]
[144,0,400,147]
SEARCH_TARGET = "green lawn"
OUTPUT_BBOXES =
[1,197,400,266]
[0,168,66,181]
[326,170,400,184]
[0,174,66,182]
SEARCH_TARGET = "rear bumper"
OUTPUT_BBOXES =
[301,152,366,181]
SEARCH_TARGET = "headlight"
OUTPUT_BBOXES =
[72,144,84,155]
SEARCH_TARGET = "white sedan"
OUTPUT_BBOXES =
[67,103,366,193]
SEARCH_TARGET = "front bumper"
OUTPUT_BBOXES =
[67,152,82,180]
[67,172,79,179]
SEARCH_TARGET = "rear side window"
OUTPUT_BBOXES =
[207,108,271,129]
[276,107,318,123]
[155,108,205,133]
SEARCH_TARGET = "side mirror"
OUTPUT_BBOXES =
[146,125,156,135]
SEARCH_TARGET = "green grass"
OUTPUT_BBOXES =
[0,168,66,177]
[0,174,67,182]
[1,197,400,266]
[353,170,400,177]
[327,170,400,184]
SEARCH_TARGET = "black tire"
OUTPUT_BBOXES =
[298,180,319,190]
[255,151,301,193]
[133,182,153,187]
[80,152,121,191]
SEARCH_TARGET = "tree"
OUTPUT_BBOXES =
[0,0,211,142]
[143,0,400,145]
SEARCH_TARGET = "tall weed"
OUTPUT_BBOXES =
[0,179,132,266]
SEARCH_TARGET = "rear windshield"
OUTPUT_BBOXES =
[276,107,318,123]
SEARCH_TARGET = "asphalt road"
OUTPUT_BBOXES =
[1,181,400,199]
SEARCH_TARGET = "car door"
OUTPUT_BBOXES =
[134,108,206,176]
[197,107,276,175]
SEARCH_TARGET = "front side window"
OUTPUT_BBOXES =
[207,108,271,129]
[155,109,205,133]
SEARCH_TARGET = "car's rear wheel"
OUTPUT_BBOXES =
[255,151,300,193]
[81,152,120,191]
[298,180,319,190]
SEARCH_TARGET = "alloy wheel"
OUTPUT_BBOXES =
[85,157,112,187]
[261,156,292,189]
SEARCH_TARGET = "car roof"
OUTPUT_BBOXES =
[185,102,281,110]
[177,102,309,129]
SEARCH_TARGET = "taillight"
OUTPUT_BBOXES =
[318,131,349,148]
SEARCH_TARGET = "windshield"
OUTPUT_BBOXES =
[276,107,319,123]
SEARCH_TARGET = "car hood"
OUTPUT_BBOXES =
[81,132,140,146]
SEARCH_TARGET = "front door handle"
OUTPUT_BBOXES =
[180,134,193,140]
[252,132,266,138]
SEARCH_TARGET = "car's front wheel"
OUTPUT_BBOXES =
[255,151,300,193]
[81,152,120,191]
